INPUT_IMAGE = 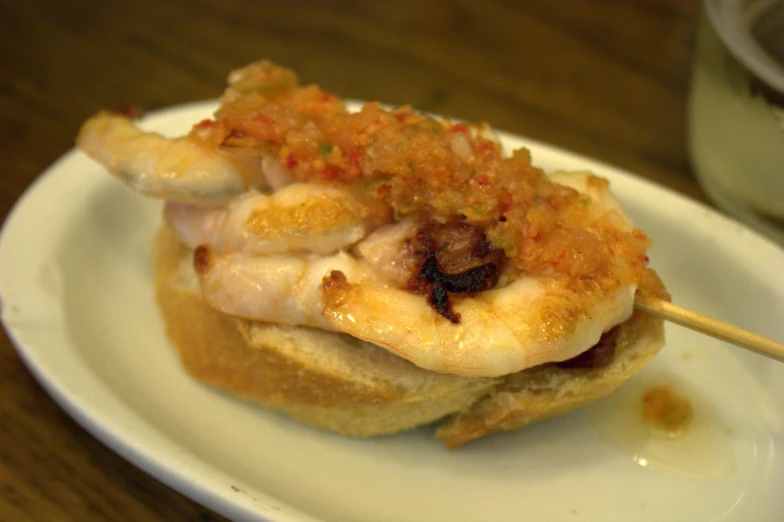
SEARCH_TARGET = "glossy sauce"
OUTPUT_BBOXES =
[585,372,734,477]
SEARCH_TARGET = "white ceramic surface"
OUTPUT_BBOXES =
[2,101,784,522]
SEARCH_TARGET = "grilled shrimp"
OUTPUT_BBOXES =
[76,62,334,205]
[77,112,254,205]
[195,243,633,377]
[320,270,634,377]
[195,249,369,332]
[321,171,641,376]
[77,60,655,378]
[192,170,641,377]
[164,183,368,255]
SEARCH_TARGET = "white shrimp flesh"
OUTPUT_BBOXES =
[77,112,251,205]
[164,183,367,255]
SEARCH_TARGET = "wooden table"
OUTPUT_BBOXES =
[1,1,705,520]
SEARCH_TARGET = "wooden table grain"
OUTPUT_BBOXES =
[1,1,704,520]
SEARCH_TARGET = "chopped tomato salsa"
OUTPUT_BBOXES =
[188,61,651,283]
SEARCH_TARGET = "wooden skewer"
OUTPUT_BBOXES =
[634,295,784,363]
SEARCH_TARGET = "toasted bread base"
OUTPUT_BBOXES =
[153,225,667,447]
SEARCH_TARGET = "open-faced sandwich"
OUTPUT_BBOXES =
[76,60,669,448]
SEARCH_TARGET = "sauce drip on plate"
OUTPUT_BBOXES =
[585,372,734,477]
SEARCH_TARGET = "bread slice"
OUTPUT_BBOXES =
[153,225,667,447]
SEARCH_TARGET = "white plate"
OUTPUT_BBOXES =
[2,101,784,522]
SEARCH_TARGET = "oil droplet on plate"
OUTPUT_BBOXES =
[585,372,734,477]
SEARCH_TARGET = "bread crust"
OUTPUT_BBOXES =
[153,225,667,447]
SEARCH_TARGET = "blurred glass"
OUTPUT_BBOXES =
[689,0,784,244]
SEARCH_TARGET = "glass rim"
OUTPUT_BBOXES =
[705,0,784,93]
